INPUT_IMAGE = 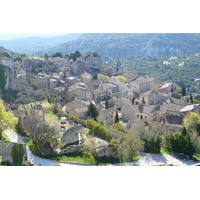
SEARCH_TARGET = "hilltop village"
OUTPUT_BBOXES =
[0,46,200,166]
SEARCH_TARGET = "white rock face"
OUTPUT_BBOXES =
[23,56,49,73]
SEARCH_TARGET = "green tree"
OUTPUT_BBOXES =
[183,112,200,134]
[0,99,18,140]
[119,129,144,161]
[53,52,63,58]
[70,50,81,61]
[11,143,24,166]
[181,87,186,96]
[87,102,99,121]
[115,110,119,123]
[105,97,109,109]
[44,53,49,59]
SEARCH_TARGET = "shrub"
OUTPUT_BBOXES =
[11,143,24,166]
[68,114,78,123]
[116,76,127,83]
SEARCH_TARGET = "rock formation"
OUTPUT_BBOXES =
[70,52,104,75]
[23,56,49,74]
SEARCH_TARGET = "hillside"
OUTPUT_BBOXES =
[41,33,200,62]
[0,33,82,55]
[122,52,200,93]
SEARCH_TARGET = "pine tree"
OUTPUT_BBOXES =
[115,110,119,123]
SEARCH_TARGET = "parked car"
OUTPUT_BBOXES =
[174,153,189,161]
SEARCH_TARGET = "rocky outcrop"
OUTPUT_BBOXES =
[23,56,49,74]
[70,52,104,75]
[141,47,183,57]
[48,57,70,72]
[61,124,83,145]
[0,46,14,58]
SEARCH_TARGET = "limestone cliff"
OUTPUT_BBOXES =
[23,56,49,74]
[70,52,104,75]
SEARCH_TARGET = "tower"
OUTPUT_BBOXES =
[114,60,123,76]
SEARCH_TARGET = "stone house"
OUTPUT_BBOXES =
[108,97,131,109]
[67,82,92,101]
[62,100,88,119]
[94,82,118,101]
[99,107,117,125]
[110,77,133,100]
[61,124,85,146]
[138,89,168,105]
[179,104,200,114]
[121,103,159,122]
[130,75,156,94]
[159,82,177,93]
[122,71,138,83]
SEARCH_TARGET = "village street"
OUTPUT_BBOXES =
[4,129,200,166]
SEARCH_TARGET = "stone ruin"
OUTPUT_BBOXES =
[30,104,44,121]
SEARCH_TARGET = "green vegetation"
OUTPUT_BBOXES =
[68,114,78,123]
[116,76,127,83]
[86,119,111,141]
[193,153,200,161]
[2,132,10,142]
[11,143,24,166]
[122,53,200,93]
[97,74,110,82]
[49,153,97,165]
[69,50,81,61]
[0,99,18,140]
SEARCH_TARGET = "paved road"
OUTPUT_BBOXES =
[113,153,198,166]
[4,129,200,166]
[4,129,75,166]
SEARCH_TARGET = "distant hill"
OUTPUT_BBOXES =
[0,33,82,55]
[39,33,200,62]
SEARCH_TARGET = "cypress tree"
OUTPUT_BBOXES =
[115,110,119,123]
[182,127,187,136]
[105,97,109,109]
[190,92,193,103]
[181,87,186,96]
